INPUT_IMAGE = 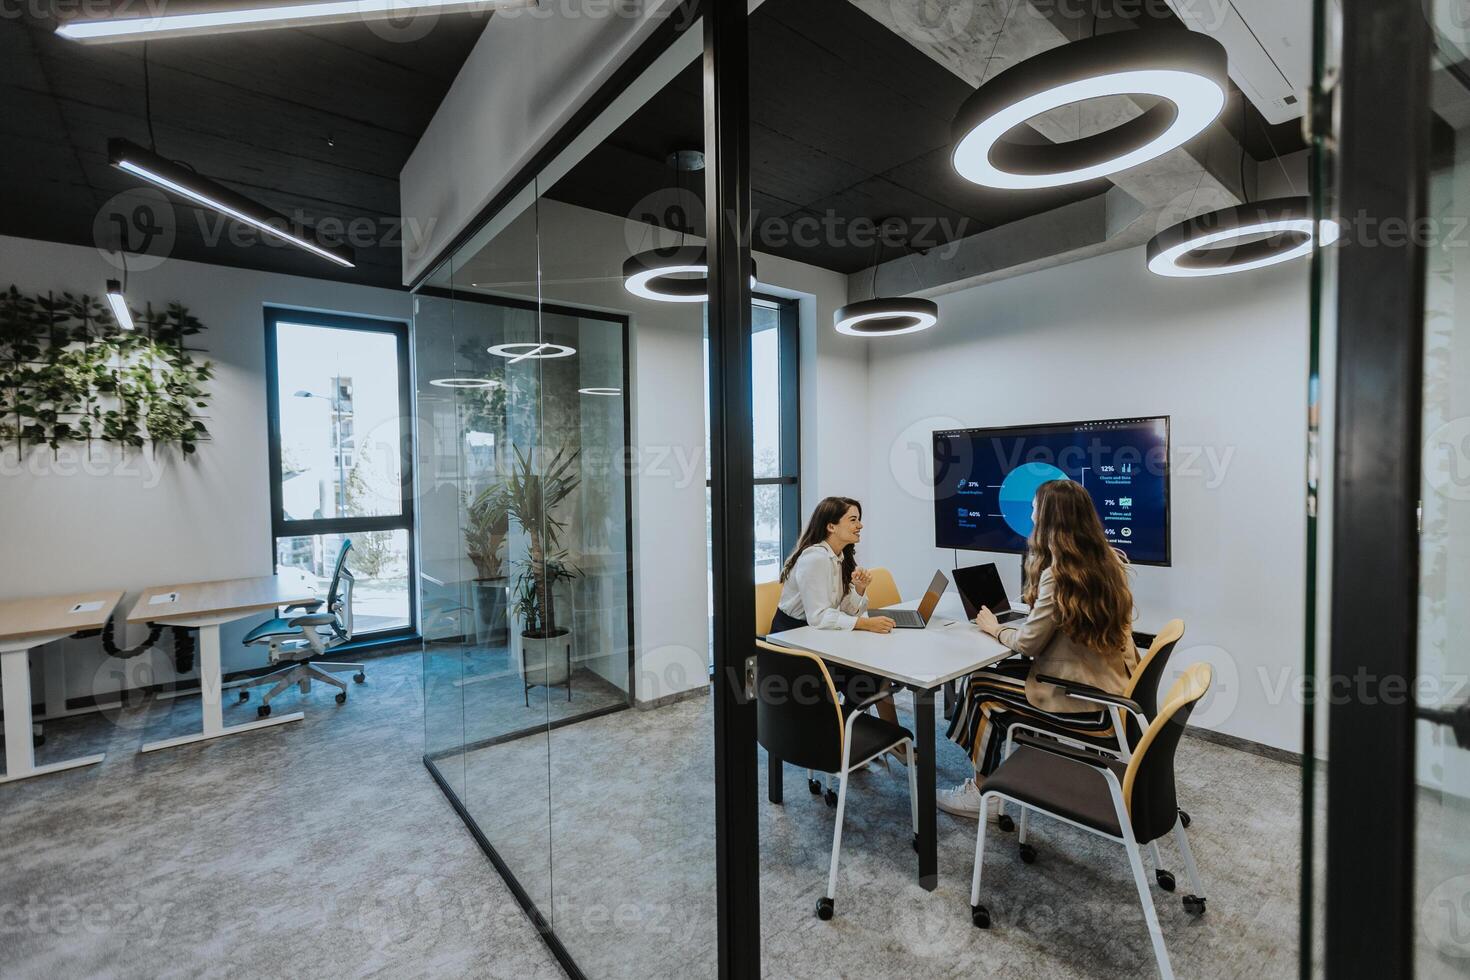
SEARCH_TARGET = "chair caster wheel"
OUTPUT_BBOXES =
[971,905,990,928]
[238,691,250,703]
[1156,869,1176,892]
[1183,895,1206,916]
[808,778,822,795]
[335,691,347,704]
[353,672,366,684]
[815,897,834,921]
[257,705,271,718]
[1179,809,1192,829]
[997,814,1015,833]
[824,789,838,808]
[1018,844,1037,865]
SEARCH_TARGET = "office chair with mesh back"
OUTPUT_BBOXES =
[969,664,1212,980]
[755,639,918,921]
[230,539,364,717]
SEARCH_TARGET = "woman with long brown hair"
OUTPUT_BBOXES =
[938,478,1139,817]
[772,496,900,723]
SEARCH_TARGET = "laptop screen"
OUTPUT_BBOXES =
[953,563,1012,619]
[916,570,949,622]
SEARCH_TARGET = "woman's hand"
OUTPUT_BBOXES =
[851,567,871,596]
[856,615,895,634]
[974,606,1001,637]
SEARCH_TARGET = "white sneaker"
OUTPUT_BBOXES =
[937,777,984,818]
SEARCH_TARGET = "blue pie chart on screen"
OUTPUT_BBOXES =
[999,463,1070,537]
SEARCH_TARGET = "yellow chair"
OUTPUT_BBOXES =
[864,567,901,609]
[755,580,782,637]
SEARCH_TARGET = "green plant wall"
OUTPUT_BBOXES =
[0,285,214,455]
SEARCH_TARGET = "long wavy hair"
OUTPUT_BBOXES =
[1023,480,1134,657]
[780,496,861,595]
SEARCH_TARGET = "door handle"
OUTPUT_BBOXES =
[1419,703,1470,749]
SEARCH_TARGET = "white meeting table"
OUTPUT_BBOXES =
[766,594,1012,891]
[129,571,318,753]
[0,589,123,783]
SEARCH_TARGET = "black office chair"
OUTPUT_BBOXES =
[755,639,918,921]
[969,663,1212,980]
[229,540,364,716]
[995,621,1195,838]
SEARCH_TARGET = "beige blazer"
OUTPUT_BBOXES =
[994,568,1138,714]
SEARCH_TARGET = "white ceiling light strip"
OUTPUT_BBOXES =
[57,0,537,44]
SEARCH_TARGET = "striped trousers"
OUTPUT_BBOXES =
[945,659,1114,775]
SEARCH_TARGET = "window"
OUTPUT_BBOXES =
[704,296,800,648]
[266,308,416,638]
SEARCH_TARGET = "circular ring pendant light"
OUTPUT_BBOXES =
[623,245,758,304]
[429,377,500,389]
[1146,196,1342,278]
[578,387,622,396]
[834,297,939,337]
[487,342,577,361]
[952,30,1228,190]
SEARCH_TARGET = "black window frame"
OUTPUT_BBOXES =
[707,293,801,559]
[263,306,418,644]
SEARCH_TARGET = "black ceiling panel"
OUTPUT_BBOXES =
[1,11,487,288]
[547,0,1112,274]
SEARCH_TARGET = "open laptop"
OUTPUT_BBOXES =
[870,570,948,629]
[953,562,1027,625]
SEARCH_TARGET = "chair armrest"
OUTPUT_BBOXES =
[284,600,324,613]
[288,613,336,628]
[1036,674,1143,716]
[1012,731,1115,770]
[846,680,896,712]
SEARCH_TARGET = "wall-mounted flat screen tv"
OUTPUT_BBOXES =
[932,416,1171,566]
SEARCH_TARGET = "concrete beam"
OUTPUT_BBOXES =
[844,0,1254,291]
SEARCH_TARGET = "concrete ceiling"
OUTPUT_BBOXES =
[847,0,1308,298]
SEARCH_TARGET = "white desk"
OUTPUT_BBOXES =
[0,589,123,783]
[766,594,1013,891]
[128,571,318,753]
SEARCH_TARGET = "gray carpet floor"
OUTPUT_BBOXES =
[455,692,1302,979]
[4,647,1304,979]
[0,650,563,980]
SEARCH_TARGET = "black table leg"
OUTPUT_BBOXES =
[916,687,937,890]
[768,753,783,804]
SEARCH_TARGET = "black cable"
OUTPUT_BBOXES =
[1092,0,1100,37]
[101,614,162,659]
[100,614,194,674]
[172,626,195,674]
[143,42,157,152]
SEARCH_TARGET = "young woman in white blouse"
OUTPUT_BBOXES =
[771,496,899,724]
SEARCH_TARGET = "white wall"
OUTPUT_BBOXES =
[0,235,410,709]
[858,245,1311,753]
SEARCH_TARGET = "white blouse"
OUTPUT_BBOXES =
[776,542,868,630]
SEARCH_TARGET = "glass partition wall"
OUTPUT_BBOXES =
[416,24,717,977]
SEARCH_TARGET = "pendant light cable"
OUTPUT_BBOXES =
[143,42,157,152]
[979,0,1019,86]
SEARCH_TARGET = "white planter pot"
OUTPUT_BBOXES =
[519,628,572,702]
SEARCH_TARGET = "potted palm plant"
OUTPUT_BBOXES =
[505,445,581,701]
[464,482,510,645]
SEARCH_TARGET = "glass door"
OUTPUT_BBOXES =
[1414,9,1470,971]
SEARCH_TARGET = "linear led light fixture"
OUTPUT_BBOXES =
[105,280,135,331]
[57,0,536,44]
[109,138,354,268]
